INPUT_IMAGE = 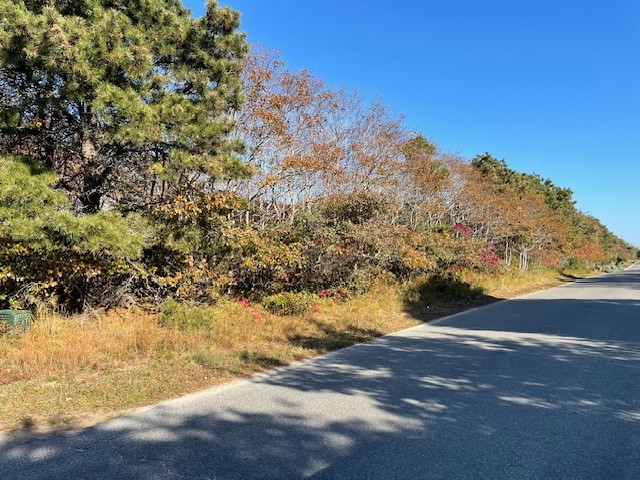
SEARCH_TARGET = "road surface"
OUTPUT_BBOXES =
[1,265,640,479]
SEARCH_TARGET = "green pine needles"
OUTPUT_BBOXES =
[0,156,147,309]
[0,0,249,213]
[0,1,248,309]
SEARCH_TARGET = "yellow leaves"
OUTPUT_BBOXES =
[155,200,198,221]
[154,192,246,225]
[158,272,183,288]
[259,173,281,189]
[40,279,59,289]
[401,245,437,271]
[0,271,17,282]
[149,162,165,175]
[153,254,217,300]
[154,195,201,221]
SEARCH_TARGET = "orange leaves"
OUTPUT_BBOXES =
[155,194,203,221]
[259,173,281,189]
[236,48,415,220]
[153,192,246,223]
[575,241,607,264]
[227,49,635,287]
[253,107,288,138]
[282,143,345,171]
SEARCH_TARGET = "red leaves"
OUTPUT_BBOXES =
[480,249,500,269]
[453,223,473,236]
[237,298,263,323]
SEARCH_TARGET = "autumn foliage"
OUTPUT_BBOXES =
[0,28,636,311]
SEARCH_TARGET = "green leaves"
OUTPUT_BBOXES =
[0,0,247,212]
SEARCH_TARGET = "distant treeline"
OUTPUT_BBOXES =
[0,2,635,310]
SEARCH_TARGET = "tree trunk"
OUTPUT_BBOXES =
[79,108,104,213]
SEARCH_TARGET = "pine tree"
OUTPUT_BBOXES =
[0,156,146,309]
[0,0,248,213]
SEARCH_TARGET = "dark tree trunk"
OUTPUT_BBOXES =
[79,107,105,213]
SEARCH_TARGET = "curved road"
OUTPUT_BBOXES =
[2,265,640,479]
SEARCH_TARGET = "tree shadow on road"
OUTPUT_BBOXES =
[288,319,384,351]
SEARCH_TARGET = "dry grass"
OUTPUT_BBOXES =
[469,268,568,298]
[0,269,591,433]
[0,289,417,433]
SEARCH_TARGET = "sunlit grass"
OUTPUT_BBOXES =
[0,289,417,432]
[468,268,565,298]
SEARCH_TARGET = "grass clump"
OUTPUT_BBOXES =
[160,298,216,332]
[189,348,244,372]
[466,268,564,298]
[260,292,315,315]
[562,258,592,278]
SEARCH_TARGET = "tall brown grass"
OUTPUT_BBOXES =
[0,289,418,432]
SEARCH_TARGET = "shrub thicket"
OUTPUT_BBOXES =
[0,11,635,310]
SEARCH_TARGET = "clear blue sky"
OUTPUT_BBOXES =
[185,0,640,247]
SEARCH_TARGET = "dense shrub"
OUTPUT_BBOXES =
[403,273,486,304]
[320,191,389,225]
[216,225,304,295]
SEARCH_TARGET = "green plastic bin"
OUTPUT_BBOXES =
[0,310,32,336]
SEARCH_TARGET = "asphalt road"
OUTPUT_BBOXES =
[2,265,640,479]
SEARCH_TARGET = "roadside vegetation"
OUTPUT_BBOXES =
[0,267,600,433]
[0,1,636,432]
